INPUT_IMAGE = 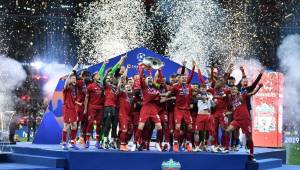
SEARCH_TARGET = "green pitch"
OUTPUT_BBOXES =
[285,144,300,165]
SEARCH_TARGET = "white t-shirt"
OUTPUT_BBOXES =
[197,94,213,113]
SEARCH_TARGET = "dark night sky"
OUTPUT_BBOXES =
[0,0,299,70]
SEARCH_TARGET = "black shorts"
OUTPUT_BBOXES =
[104,106,118,118]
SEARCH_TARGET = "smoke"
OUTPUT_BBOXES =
[75,0,152,64]
[277,34,300,122]
[0,55,26,112]
[230,58,264,84]
[41,63,72,98]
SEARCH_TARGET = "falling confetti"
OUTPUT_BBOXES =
[75,0,153,64]
[167,0,230,70]
[158,0,258,72]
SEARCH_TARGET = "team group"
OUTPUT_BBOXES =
[62,55,263,160]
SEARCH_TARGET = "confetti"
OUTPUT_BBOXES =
[75,0,152,64]
[156,0,257,74]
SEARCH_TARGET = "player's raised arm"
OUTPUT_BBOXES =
[108,54,128,77]
[118,64,131,91]
[64,62,80,89]
[117,76,125,92]
[196,64,205,84]
[187,59,196,84]
[180,59,187,75]
[237,66,246,89]
[210,65,217,88]
[122,64,130,79]
[97,58,109,85]
[224,63,233,83]
[248,69,264,92]
[247,83,263,96]
[138,63,146,88]
[241,66,247,78]
[154,65,164,87]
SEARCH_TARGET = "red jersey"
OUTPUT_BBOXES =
[157,85,168,111]
[208,87,230,111]
[141,84,160,105]
[165,84,175,112]
[139,69,160,105]
[63,85,77,110]
[76,79,86,103]
[133,89,142,112]
[230,94,250,120]
[171,84,193,110]
[87,82,104,109]
[104,84,118,107]
[119,92,133,114]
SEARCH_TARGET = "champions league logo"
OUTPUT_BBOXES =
[133,53,146,69]
[137,53,146,62]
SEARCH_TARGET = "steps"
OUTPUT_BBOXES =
[0,163,64,170]
[0,153,66,170]
[0,154,8,162]
[8,144,288,170]
[269,165,300,170]
[7,154,66,168]
[255,149,287,164]
[247,158,282,170]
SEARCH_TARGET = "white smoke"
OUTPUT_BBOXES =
[0,55,26,112]
[277,34,300,122]
[231,58,264,84]
[42,63,72,98]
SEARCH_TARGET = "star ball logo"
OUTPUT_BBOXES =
[137,53,146,62]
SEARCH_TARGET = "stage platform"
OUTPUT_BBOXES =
[0,142,291,170]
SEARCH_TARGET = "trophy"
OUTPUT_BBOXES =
[141,57,164,70]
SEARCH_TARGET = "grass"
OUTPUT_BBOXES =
[284,144,300,165]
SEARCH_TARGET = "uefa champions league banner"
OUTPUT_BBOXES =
[33,47,203,144]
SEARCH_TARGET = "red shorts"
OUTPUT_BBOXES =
[174,107,192,125]
[139,103,161,123]
[63,107,77,123]
[87,106,103,123]
[119,111,133,131]
[159,110,168,124]
[132,112,140,126]
[208,115,216,136]
[213,110,227,128]
[195,114,210,131]
[231,119,252,136]
[76,105,85,121]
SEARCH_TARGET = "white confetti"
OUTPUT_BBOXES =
[75,0,152,63]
